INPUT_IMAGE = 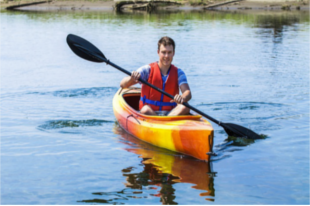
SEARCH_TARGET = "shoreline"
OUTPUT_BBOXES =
[1,0,309,12]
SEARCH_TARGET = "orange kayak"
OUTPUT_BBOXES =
[113,87,214,161]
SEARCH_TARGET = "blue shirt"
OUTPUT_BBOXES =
[136,64,188,86]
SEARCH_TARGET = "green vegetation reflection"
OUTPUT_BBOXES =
[1,10,309,29]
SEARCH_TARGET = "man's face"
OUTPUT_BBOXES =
[158,44,175,68]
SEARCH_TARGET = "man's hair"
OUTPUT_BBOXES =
[158,36,175,51]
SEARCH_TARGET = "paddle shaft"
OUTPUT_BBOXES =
[104,58,221,125]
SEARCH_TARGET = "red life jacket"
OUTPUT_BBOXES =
[139,62,179,111]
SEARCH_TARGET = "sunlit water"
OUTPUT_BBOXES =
[1,9,309,204]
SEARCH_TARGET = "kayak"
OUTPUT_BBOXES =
[112,87,214,161]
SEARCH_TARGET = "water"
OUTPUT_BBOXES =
[1,9,309,204]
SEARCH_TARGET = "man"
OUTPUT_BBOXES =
[120,36,191,116]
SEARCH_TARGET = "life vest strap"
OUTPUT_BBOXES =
[140,96,177,107]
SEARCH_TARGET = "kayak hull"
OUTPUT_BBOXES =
[113,87,214,161]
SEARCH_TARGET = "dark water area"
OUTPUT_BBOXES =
[1,9,309,204]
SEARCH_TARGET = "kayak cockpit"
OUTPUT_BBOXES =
[120,87,203,121]
[122,91,140,111]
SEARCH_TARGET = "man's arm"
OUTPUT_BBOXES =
[120,71,141,88]
[170,83,191,104]
[120,65,150,88]
[180,83,192,102]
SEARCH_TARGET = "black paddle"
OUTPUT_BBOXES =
[66,34,262,140]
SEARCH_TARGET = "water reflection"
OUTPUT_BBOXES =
[79,125,216,204]
[1,9,308,28]
[122,162,180,204]
[114,124,216,200]
[123,126,216,202]
[253,14,303,44]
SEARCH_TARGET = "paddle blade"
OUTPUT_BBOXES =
[222,123,263,139]
[66,34,106,63]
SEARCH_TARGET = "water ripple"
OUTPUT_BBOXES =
[38,119,114,130]
[29,87,118,98]
[197,101,285,111]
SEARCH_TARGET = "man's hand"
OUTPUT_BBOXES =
[170,94,185,104]
[130,71,141,83]
[120,71,141,88]
[169,84,191,105]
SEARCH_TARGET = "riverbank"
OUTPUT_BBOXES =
[1,0,309,11]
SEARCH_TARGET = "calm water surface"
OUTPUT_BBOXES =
[1,9,309,204]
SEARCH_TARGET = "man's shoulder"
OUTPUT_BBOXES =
[137,64,151,81]
[177,68,186,76]
[176,68,188,86]
[137,64,151,72]
[141,64,152,69]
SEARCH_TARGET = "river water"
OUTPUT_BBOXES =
[1,9,309,204]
